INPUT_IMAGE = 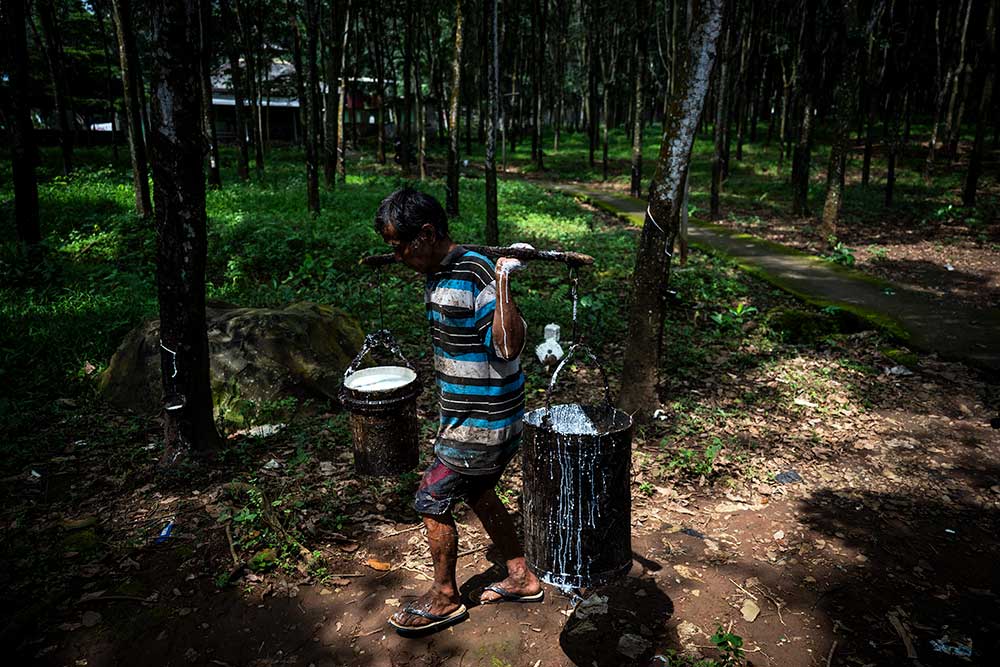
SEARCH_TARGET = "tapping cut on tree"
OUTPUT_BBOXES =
[148,0,221,466]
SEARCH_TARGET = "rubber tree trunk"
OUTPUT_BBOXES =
[324,0,342,186]
[790,94,813,216]
[111,0,152,218]
[402,0,414,174]
[618,0,724,419]
[963,0,997,206]
[629,2,646,199]
[148,0,221,466]
[446,0,463,217]
[303,0,321,213]
[336,0,352,183]
[198,0,222,189]
[789,0,814,216]
[95,0,120,163]
[587,7,598,167]
[219,0,249,181]
[6,0,41,245]
[820,0,859,239]
[372,7,387,165]
[710,20,729,219]
[235,0,264,179]
[484,0,500,245]
[287,0,308,152]
[553,0,567,152]
[941,0,973,161]
[416,13,427,181]
[601,81,610,181]
[532,0,545,171]
[36,0,74,176]
[924,3,948,178]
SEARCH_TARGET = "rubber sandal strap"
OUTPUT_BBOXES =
[484,584,510,599]
[400,604,454,622]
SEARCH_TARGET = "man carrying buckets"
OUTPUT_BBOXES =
[375,188,543,636]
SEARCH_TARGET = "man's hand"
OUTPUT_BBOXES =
[492,244,531,360]
[495,242,534,277]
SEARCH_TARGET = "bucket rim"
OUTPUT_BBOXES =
[523,402,633,437]
[343,365,418,393]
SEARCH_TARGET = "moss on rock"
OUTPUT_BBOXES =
[99,301,364,427]
[882,348,919,368]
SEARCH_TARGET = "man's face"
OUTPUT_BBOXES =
[381,223,437,273]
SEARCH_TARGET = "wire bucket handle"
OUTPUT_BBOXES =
[344,329,414,381]
[543,344,614,425]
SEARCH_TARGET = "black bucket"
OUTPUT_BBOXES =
[522,345,634,590]
[340,330,421,476]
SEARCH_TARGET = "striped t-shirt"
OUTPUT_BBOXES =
[425,246,525,475]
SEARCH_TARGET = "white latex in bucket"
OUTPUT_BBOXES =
[344,365,416,393]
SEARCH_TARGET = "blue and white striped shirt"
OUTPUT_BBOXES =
[425,247,525,475]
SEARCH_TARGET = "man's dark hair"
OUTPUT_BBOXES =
[374,188,449,242]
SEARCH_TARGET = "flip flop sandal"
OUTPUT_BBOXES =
[388,603,469,637]
[480,584,545,605]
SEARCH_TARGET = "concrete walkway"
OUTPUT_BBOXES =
[546,183,1000,375]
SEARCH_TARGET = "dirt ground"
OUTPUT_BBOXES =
[712,203,1000,312]
[5,317,998,667]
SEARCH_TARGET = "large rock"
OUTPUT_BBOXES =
[99,302,364,425]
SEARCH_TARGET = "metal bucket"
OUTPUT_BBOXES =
[522,345,634,590]
[340,331,421,477]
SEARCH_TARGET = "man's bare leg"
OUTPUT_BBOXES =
[471,488,542,603]
[390,512,463,628]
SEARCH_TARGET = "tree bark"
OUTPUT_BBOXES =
[553,0,567,152]
[485,0,500,245]
[198,0,222,189]
[111,0,152,218]
[416,12,427,180]
[790,0,815,217]
[35,0,74,175]
[402,0,414,173]
[941,0,973,161]
[820,0,859,239]
[5,0,41,246]
[95,0,121,163]
[532,0,546,171]
[630,0,647,199]
[219,0,250,181]
[371,5,387,164]
[324,0,341,185]
[446,0,463,217]
[618,0,724,418]
[335,0,352,183]
[963,0,997,206]
[710,17,729,219]
[235,0,264,179]
[600,23,619,182]
[148,0,221,466]
[302,0,321,213]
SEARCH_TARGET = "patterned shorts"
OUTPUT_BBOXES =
[413,457,504,516]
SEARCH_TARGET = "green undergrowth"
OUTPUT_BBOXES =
[0,144,891,476]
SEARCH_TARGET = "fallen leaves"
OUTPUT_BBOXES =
[365,558,391,571]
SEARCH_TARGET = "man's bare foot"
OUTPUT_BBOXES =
[390,588,463,629]
[479,566,542,603]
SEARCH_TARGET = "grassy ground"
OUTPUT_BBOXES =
[467,123,995,229]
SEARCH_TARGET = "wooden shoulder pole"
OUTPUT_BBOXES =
[362,244,595,268]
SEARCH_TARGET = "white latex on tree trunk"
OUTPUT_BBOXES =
[618,0,724,419]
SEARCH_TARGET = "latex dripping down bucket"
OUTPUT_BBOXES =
[522,344,634,590]
[340,330,421,476]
